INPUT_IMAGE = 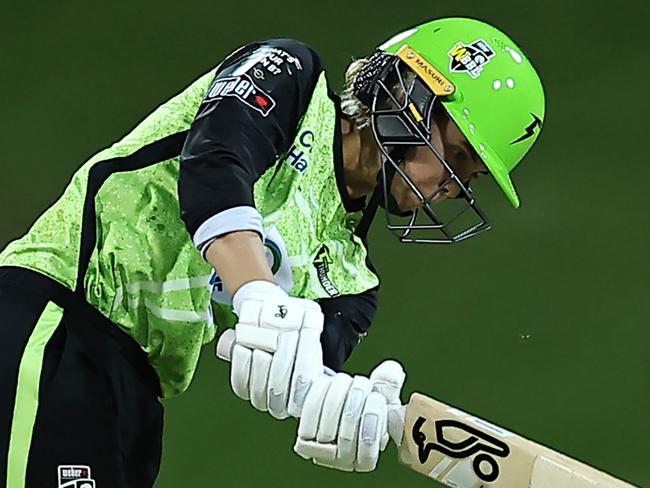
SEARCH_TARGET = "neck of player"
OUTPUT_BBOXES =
[341,118,382,201]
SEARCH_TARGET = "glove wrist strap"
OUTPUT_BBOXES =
[232,280,287,314]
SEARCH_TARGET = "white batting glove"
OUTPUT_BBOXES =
[293,360,406,472]
[218,280,325,419]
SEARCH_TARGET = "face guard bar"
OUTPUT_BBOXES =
[367,55,492,244]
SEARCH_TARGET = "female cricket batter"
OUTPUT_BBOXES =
[0,17,545,487]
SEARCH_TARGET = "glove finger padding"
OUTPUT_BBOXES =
[230,344,252,400]
[355,391,388,472]
[267,330,299,419]
[249,349,272,411]
[335,375,372,471]
[297,376,331,443]
[288,326,324,417]
[316,373,353,443]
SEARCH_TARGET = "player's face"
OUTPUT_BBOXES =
[390,113,488,212]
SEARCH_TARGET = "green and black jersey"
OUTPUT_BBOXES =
[0,39,379,397]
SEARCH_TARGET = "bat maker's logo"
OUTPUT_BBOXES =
[275,305,288,319]
[412,416,511,483]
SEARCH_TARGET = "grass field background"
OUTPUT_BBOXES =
[1,1,648,486]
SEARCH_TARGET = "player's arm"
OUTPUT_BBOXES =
[318,287,379,371]
[179,39,331,419]
[179,38,322,294]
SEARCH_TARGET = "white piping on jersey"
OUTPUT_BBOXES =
[288,254,311,267]
[125,275,212,294]
[292,191,315,224]
[141,298,209,323]
[111,275,213,322]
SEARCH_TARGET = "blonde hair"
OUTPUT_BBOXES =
[340,57,372,130]
[340,55,418,131]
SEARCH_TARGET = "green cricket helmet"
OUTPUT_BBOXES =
[358,17,546,243]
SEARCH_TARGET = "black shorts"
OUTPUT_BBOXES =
[0,267,163,488]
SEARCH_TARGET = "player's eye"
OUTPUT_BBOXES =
[452,148,468,163]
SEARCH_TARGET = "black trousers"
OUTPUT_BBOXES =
[0,267,163,488]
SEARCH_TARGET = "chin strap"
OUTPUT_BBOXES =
[354,185,381,240]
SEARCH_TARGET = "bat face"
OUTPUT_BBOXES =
[399,393,635,488]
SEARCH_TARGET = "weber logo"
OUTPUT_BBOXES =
[57,465,95,488]
[205,74,276,116]
[313,245,340,297]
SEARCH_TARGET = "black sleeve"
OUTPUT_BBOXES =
[178,39,323,240]
[318,288,379,371]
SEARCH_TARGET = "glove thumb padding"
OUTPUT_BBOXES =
[216,329,236,361]
[369,360,406,450]
[369,360,406,403]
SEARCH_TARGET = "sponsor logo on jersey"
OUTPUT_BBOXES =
[282,129,313,174]
[57,465,96,488]
[313,245,340,297]
[205,74,276,116]
[257,47,304,76]
[448,39,495,79]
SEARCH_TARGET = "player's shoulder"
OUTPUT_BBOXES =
[219,38,324,78]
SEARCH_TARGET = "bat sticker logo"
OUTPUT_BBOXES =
[412,417,511,483]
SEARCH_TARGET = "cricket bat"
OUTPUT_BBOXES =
[215,330,636,487]
[398,392,636,487]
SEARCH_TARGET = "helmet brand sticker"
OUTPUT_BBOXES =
[448,40,495,79]
[397,45,455,96]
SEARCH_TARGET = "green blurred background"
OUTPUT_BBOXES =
[1,0,648,486]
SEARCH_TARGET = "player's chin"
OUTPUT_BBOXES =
[390,183,420,213]
[394,194,420,213]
